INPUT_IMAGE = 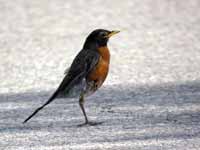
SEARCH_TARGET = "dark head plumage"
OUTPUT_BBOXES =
[83,29,119,49]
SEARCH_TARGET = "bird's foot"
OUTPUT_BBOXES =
[77,121,103,127]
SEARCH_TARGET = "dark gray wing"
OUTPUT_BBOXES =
[58,49,100,93]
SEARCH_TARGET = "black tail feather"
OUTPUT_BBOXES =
[23,91,58,124]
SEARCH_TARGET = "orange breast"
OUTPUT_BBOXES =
[88,46,110,87]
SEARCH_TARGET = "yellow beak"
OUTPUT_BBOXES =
[106,30,120,38]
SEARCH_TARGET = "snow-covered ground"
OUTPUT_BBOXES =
[1,0,200,149]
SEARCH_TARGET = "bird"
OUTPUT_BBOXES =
[23,29,120,126]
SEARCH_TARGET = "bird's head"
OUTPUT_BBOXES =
[83,29,120,49]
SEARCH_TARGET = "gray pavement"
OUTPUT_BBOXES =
[0,0,200,149]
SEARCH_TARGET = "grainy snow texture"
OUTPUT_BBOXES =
[1,0,200,150]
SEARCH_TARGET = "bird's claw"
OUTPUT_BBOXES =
[77,121,103,127]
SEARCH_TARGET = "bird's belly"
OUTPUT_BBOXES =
[87,57,109,89]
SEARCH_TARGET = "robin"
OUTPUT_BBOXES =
[23,29,120,126]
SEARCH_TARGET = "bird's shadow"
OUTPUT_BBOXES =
[0,81,200,141]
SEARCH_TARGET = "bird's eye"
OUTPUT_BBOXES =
[100,32,107,37]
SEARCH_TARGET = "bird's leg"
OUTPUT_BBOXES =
[79,93,89,124]
[78,93,103,127]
